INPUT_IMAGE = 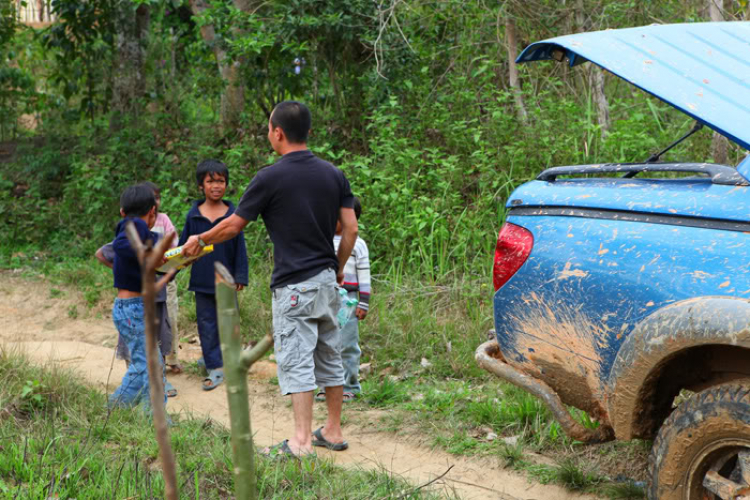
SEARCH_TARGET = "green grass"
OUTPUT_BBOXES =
[601,481,646,499]
[0,348,448,499]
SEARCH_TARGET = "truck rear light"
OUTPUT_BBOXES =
[493,222,534,291]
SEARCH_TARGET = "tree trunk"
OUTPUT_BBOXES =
[190,0,252,134]
[708,0,723,21]
[505,16,527,124]
[215,262,273,500]
[575,0,610,136]
[110,2,149,131]
[591,67,610,136]
[708,0,729,164]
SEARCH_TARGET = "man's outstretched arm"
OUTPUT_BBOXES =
[181,214,249,257]
[336,207,358,285]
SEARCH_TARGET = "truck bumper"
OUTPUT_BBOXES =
[475,340,615,444]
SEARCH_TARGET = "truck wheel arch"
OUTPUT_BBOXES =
[609,297,750,440]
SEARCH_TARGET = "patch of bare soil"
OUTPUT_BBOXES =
[0,272,600,499]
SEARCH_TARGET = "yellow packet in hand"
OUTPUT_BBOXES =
[157,244,214,272]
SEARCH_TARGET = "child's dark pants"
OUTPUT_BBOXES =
[195,292,223,370]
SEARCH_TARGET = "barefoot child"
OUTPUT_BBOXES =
[107,184,168,410]
[178,159,248,391]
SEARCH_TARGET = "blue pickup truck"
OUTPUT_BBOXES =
[476,22,750,500]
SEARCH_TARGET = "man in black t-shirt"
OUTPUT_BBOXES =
[182,101,358,457]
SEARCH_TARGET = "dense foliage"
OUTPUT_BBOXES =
[2,0,749,279]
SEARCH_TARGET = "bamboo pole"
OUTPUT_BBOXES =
[215,262,273,500]
[124,222,179,500]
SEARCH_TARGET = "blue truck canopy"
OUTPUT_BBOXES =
[517,22,750,152]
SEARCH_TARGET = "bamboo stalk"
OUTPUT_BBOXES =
[124,222,178,500]
[215,262,273,500]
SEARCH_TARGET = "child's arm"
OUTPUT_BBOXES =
[161,214,178,248]
[95,242,115,269]
[234,230,249,291]
[355,239,371,320]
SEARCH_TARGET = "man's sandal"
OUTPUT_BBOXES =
[312,427,348,451]
[202,369,224,391]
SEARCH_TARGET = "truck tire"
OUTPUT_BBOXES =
[648,383,750,500]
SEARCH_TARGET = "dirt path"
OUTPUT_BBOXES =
[0,272,598,499]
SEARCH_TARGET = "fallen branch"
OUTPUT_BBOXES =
[215,262,273,500]
[400,464,454,498]
[124,222,178,500]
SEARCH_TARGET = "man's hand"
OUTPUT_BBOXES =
[182,235,202,258]
[236,284,245,291]
[355,307,367,321]
[337,270,345,286]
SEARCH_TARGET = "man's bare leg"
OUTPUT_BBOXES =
[287,390,314,455]
[321,385,345,443]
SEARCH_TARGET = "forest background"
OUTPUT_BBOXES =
[3,0,749,274]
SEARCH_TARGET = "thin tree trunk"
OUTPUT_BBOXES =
[575,0,609,136]
[709,0,729,164]
[215,262,273,500]
[124,224,179,500]
[190,0,253,133]
[110,1,149,131]
[591,67,610,136]
[505,15,527,124]
[709,0,724,21]
[327,60,343,118]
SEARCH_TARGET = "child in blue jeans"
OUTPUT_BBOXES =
[95,182,177,397]
[108,184,168,410]
[317,197,371,402]
[179,160,248,391]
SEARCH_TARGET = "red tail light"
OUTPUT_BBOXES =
[493,222,534,291]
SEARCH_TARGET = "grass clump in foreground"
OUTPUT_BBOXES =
[0,348,448,499]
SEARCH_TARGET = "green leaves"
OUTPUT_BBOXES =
[20,379,46,410]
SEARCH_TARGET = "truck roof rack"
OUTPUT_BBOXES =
[536,163,749,186]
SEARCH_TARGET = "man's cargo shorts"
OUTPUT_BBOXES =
[272,268,344,395]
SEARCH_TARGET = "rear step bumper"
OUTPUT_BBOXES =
[475,340,615,444]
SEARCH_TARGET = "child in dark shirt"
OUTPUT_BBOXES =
[108,184,168,410]
[95,182,177,397]
[178,159,248,391]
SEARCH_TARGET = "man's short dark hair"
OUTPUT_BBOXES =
[353,196,362,220]
[141,181,160,197]
[196,159,229,187]
[270,101,311,144]
[120,184,156,217]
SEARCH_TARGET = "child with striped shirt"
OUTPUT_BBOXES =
[317,196,371,402]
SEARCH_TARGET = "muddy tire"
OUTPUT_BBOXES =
[648,383,750,500]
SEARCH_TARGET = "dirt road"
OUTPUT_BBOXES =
[0,272,597,499]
